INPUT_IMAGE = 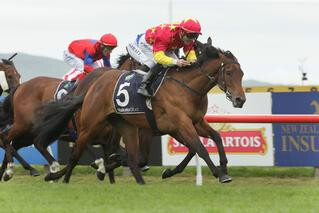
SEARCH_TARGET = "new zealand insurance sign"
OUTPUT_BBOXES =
[273,92,319,166]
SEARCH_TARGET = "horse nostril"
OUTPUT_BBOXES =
[235,97,242,103]
[235,97,246,107]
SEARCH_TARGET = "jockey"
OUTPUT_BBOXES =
[126,18,201,98]
[63,33,118,82]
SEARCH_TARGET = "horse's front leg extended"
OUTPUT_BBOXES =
[172,116,231,183]
[11,146,40,177]
[195,119,229,175]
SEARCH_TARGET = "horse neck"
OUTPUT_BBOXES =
[169,61,220,97]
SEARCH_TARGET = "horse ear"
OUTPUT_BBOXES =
[207,37,212,46]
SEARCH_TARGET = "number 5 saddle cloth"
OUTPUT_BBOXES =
[112,70,168,114]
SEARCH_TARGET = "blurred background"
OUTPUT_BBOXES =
[1,0,318,85]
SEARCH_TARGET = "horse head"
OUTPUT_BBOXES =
[116,53,142,70]
[198,37,246,108]
[0,53,21,94]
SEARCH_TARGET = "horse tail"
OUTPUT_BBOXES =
[0,89,16,128]
[33,95,84,148]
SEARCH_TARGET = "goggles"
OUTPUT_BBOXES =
[101,44,116,51]
[185,33,199,40]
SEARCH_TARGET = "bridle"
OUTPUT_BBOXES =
[0,53,19,93]
[198,59,240,100]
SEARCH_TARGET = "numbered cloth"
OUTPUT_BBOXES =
[113,70,167,114]
[54,80,76,100]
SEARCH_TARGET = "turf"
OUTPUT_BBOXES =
[0,166,318,213]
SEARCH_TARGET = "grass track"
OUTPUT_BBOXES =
[0,166,318,213]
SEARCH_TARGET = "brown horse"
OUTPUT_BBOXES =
[0,53,150,181]
[33,55,152,181]
[35,37,245,184]
[0,54,44,180]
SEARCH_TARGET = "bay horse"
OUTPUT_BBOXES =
[0,53,149,182]
[0,54,42,180]
[35,37,246,184]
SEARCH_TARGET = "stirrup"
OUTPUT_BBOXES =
[137,87,152,98]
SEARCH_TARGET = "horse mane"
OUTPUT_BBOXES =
[116,53,131,69]
[217,48,238,62]
[173,45,236,73]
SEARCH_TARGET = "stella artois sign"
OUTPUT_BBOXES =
[167,123,267,155]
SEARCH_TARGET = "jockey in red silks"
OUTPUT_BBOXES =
[63,33,118,82]
[126,18,202,98]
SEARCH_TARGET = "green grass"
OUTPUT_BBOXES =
[1,166,319,213]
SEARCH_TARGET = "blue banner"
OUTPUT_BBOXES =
[272,92,319,166]
[0,142,58,165]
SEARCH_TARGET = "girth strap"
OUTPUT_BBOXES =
[144,102,164,136]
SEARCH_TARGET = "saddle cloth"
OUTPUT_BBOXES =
[113,70,167,114]
[54,80,76,100]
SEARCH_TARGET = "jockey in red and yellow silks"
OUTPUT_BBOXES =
[126,18,202,98]
[63,33,117,81]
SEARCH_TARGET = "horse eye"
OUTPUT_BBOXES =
[226,71,232,76]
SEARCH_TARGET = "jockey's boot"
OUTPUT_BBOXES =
[137,64,162,98]
[139,64,150,72]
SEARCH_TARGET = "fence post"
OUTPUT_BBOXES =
[314,167,319,178]
[195,154,202,186]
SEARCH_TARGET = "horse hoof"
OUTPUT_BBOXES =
[141,165,150,172]
[96,171,105,181]
[30,169,40,177]
[90,162,98,170]
[63,179,70,184]
[219,175,232,183]
[137,181,146,185]
[3,174,12,182]
[217,166,228,175]
[161,168,172,179]
[45,173,60,182]
[108,153,121,162]
[44,173,53,182]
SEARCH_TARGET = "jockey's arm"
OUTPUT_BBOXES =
[103,57,111,68]
[83,51,95,73]
[153,51,177,66]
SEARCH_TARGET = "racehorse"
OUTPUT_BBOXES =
[0,54,41,179]
[34,37,246,184]
[0,53,151,182]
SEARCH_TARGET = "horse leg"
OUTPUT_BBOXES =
[111,119,144,185]
[63,129,95,183]
[0,154,8,181]
[2,144,15,181]
[100,144,116,184]
[195,119,229,176]
[11,142,40,176]
[34,142,60,175]
[162,151,195,179]
[138,128,153,171]
[104,132,123,173]
[85,144,106,181]
[173,116,230,183]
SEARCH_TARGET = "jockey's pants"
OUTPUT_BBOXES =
[62,50,103,81]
